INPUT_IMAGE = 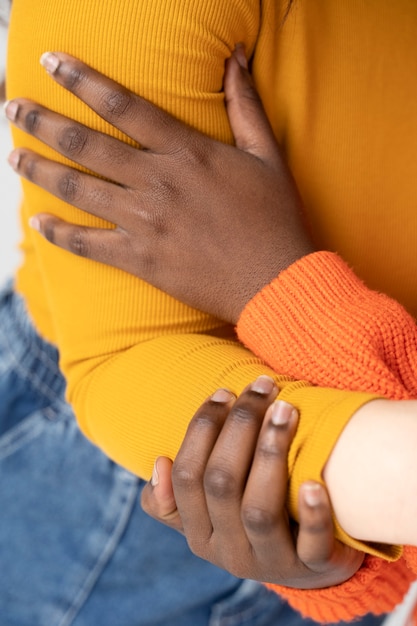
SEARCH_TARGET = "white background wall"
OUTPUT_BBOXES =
[0,24,21,285]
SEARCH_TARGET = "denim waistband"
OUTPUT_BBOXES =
[0,281,65,404]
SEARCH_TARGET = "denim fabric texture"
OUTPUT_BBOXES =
[0,282,386,626]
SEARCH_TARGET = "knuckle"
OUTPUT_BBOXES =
[204,466,237,500]
[303,515,333,537]
[171,461,198,492]
[150,174,180,208]
[43,220,57,245]
[185,535,210,560]
[103,141,131,167]
[24,109,41,134]
[211,549,250,580]
[93,237,117,265]
[100,88,133,119]
[229,400,261,426]
[147,206,168,236]
[58,124,89,158]
[299,547,332,570]
[241,83,262,107]
[63,65,87,91]
[67,227,90,257]
[144,105,172,139]
[191,405,227,430]
[144,162,181,206]
[257,433,288,462]
[87,186,113,211]
[57,170,83,202]
[242,505,277,535]
[183,138,211,170]
[23,156,38,182]
[130,241,157,278]
[138,193,169,237]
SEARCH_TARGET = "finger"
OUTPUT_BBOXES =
[297,481,364,584]
[141,457,184,533]
[241,401,299,566]
[29,213,130,268]
[171,389,236,553]
[297,482,335,566]
[203,377,279,541]
[5,99,146,188]
[224,46,279,162]
[39,52,191,152]
[9,148,131,225]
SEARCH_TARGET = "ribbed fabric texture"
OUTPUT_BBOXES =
[266,557,415,624]
[7,1,417,623]
[238,251,417,400]
[238,251,417,622]
[8,0,378,535]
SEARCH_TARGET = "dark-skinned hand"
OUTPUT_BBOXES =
[142,376,364,589]
[5,46,314,325]
[4,47,364,590]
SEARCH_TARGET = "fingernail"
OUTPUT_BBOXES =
[40,52,60,74]
[271,400,297,426]
[234,43,248,70]
[8,150,20,169]
[302,482,323,507]
[211,388,234,403]
[251,375,275,395]
[151,460,159,487]
[29,216,41,232]
[3,100,18,122]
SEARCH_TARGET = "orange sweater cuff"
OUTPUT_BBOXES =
[237,251,417,621]
[237,251,417,400]
[268,555,415,624]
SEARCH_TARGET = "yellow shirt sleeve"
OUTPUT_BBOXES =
[8,0,391,560]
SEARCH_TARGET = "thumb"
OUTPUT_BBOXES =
[140,457,184,533]
[224,44,278,161]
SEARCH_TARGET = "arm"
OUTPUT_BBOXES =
[6,44,386,542]
[9,44,417,544]
[143,381,365,589]
[8,87,416,626]
[324,398,417,547]
[142,388,417,623]
[5,5,414,620]
[7,0,283,475]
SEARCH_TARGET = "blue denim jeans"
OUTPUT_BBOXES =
[0,283,385,626]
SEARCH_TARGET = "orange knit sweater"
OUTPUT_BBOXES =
[7,0,417,623]
[238,251,417,622]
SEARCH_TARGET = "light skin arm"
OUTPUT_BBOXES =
[324,398,417,547]
[145,394,417,554]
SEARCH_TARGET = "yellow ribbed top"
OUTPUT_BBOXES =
[7,0,417,574]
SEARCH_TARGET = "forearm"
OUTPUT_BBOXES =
[324,398,417,547]
[238,250,417,547]
[7,0,259,405]
[7,4,415,621]
[9,0,406,552]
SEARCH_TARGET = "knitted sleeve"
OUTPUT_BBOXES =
[237,251,417,401]
[238,250,417,621]
[7,1,412,621]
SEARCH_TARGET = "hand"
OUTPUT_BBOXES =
[141,376,364,589]
[5,46,314,324]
